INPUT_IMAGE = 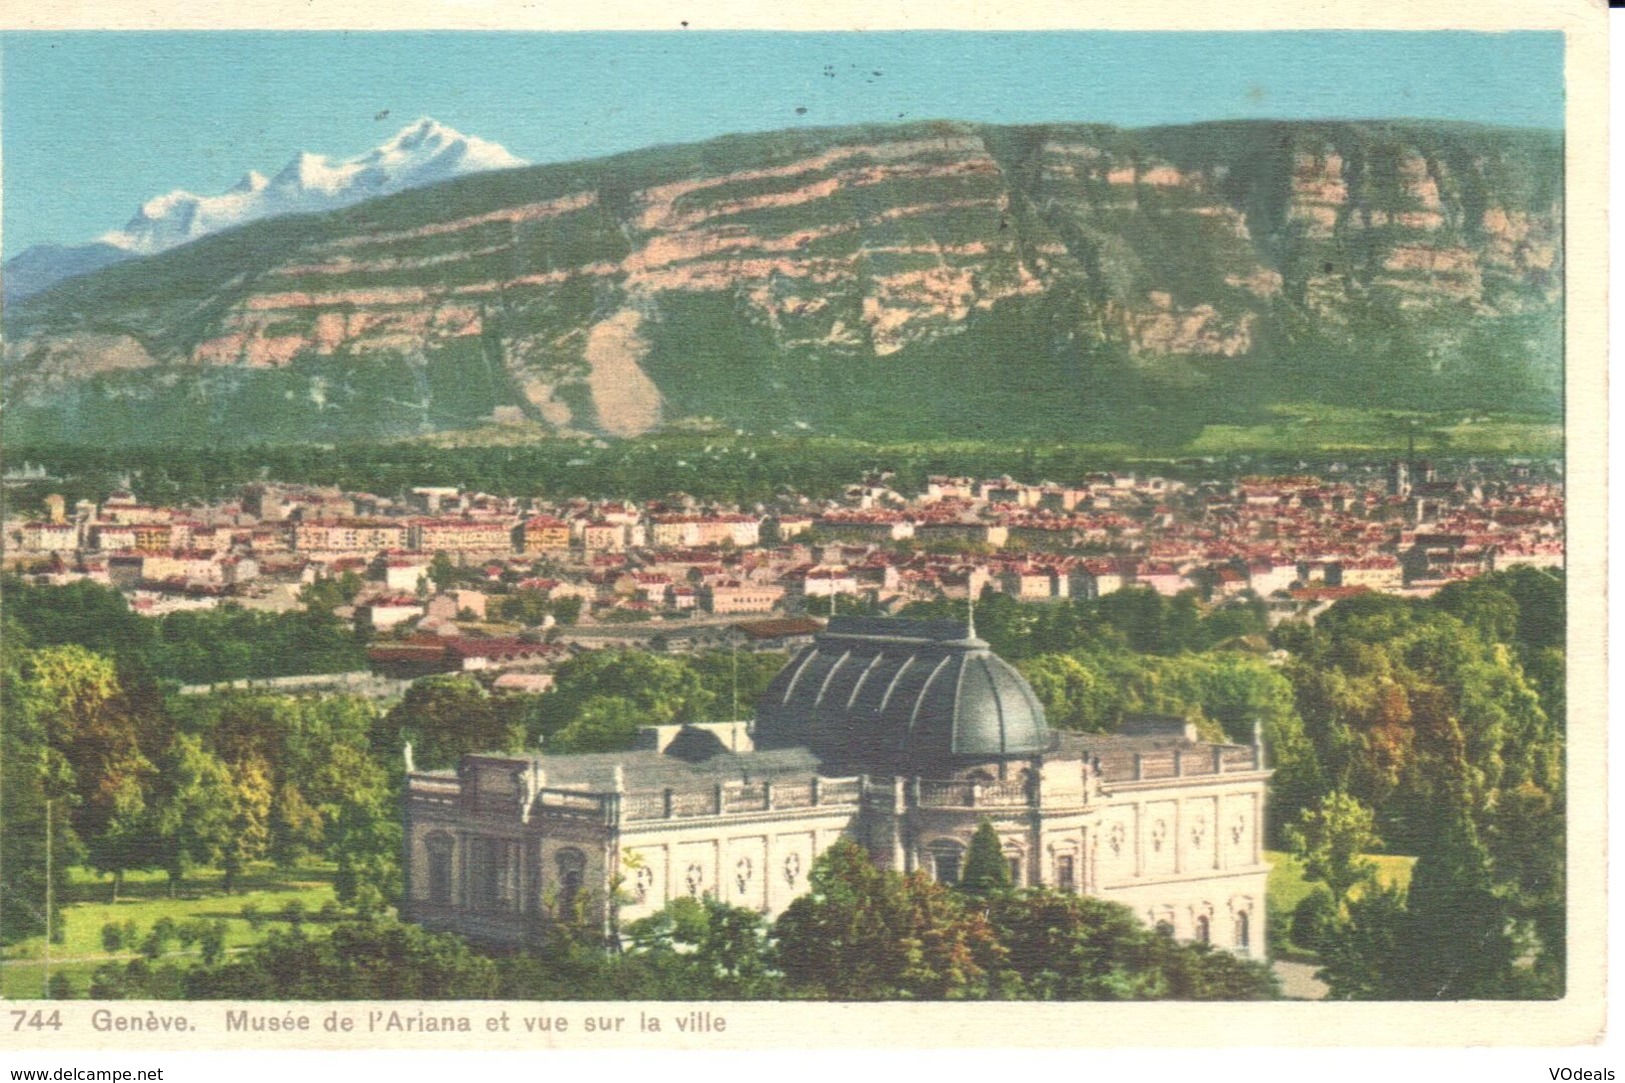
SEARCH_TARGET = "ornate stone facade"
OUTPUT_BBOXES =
[402,618,1271,957]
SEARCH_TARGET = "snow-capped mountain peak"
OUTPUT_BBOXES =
[99,118,527,256]
[380,116,453,154]
[229,171,269,195]
[269,151,351,195]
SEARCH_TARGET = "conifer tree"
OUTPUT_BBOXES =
[1399,807,1517,999]
[961,820,1012,894]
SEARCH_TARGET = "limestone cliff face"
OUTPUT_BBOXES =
[3,119,1562,444]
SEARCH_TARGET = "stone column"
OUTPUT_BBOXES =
[1173,799,1183,875]
[1027,759,1044,888]
[1253,793,1263,866]
[400,810,415,914]
[457,830,470,909]
[1133,805,1144,878]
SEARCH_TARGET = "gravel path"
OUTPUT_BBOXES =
[1274,959,1329,1000]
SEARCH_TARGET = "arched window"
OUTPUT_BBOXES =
[929,840,965,885]
[425,833,454,906]
[1195,914,1211,945]
[556,847,586,912]
[1235,911,1251,951]
[469,836,512,912]
[1003,845,1024,887]
[1055,853,1077,892]
[1154,919,1175,938]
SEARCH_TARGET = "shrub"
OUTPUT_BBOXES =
[90,962,135,1000]
[141,917,179,960]
[198,921,229,966]
[1291,889,1340,954]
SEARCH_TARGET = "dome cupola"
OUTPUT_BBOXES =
[754,617,1050,772]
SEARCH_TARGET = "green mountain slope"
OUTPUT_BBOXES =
[3,119,1562,447]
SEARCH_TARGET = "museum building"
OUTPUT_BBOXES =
[401,617,1272,955]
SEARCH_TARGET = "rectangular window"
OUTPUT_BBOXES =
[469,837,516,912]
[1056,854,1077,892]
[427,836,454,906]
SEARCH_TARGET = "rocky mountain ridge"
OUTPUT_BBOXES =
[3,119,1562,446]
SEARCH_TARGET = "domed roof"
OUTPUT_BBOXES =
[754,617,1049,771]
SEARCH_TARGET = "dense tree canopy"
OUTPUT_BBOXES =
[536,651,715,753]
[377,675,533,770]
[774,839,1003,999]
[771,840,1277,1000]
[1280,571,1566,996]
[185,918,500,999]
[2,577,366,686]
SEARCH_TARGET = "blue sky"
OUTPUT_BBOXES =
[2,31,1564,256]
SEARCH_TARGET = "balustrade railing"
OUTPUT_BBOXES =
[622,792,668,821]
[668,789,719,817]
[817,779,862,804]
[1094,745,1262,783]
[773,782,815,807]
[618,775,863,822]
[536,789,608,813]
[729,783,769,812]
[412,743,1266,828]
[915,778,1030,808]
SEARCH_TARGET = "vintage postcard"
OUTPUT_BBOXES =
[0,0,1608,1068]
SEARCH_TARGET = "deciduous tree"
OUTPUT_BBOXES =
[1284,791,1381,913]
[773,839,1000,999]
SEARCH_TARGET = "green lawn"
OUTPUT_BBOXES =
[1187,404,1561,457]
[2,863,341,1000]
[1266,849,1416,961]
